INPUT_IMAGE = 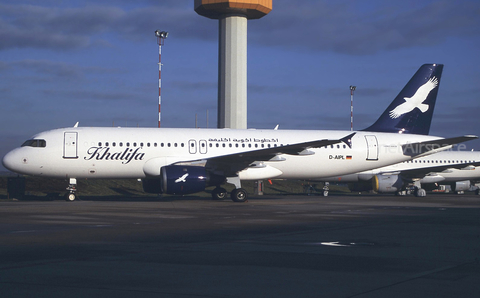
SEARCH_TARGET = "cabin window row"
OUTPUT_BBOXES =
[98,142,187,148]
[406,160,474,164]
[95,141,350,150]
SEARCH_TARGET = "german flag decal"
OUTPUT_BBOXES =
[346,155,352,160]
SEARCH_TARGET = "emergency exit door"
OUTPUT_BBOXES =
[63,132,78,159]
[365,135,379,160]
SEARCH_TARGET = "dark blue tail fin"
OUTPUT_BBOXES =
[363,64,443,135]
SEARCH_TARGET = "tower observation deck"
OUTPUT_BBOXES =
[194,0,272,129]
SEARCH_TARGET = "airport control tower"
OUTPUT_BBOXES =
[194,0,272,129]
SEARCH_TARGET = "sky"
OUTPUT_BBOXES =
[1,0,480,171]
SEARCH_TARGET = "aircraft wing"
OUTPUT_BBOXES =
[396,161,480,181]
[402,135,478,157]
[203,133,356,177]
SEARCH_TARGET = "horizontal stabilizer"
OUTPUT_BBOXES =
[402,135,478,157]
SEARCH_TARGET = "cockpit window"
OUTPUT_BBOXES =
[21,139,46,148]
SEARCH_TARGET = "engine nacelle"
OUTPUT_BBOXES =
[142,165,225,195]
[372,174,404,193]
[452,180,471,192]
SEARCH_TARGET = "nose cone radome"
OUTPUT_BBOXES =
[2,149,22,173]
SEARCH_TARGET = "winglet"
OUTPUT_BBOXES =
[363,64,443,135]
[341,132,356,149]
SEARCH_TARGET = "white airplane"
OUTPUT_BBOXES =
[320,150,480,196]
[2,64,477,202]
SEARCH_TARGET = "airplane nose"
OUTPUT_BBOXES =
[2,149,22,173]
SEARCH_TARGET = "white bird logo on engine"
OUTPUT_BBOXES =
[175,173,189,183]
[389,77,438,119]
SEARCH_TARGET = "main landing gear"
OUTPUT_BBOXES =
[65,178,78,202]
[211,176,248,203]
[212,187,248,202]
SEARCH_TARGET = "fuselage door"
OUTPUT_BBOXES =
[188,140,197,154]
[365,135,379,160]
[64,132,78,159]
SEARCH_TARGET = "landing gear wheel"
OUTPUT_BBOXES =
[65,193,76,202]
[415,188,426,197]
[212,187,228,200]
[231,188,248,202]
[476,189,480,195]
[322,190,329,197]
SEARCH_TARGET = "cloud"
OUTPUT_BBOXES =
[2,1,478,54]
[0,59,123,83]
[0,2,213,51]
[250,0,480,55]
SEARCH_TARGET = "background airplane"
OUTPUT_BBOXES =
[319,150,480,196]
[2,64,477,202]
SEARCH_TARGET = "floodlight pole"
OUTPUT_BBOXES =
[350,85,356,131]
[155,30,168,128]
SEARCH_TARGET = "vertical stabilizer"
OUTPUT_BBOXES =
[363,64,443,135]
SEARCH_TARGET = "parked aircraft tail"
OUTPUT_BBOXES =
[363,64,443,135]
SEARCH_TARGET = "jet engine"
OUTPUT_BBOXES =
[372,174,404,193]
[142,165,225,195]
[452,180,471,192]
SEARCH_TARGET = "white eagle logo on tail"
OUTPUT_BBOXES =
[389,77,438,119]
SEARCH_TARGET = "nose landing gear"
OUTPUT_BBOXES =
[65,178,77,202]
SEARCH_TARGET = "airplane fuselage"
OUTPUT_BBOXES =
[320,151,480,183]
[3,127,447,181]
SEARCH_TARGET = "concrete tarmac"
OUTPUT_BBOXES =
[0,194,479,298]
